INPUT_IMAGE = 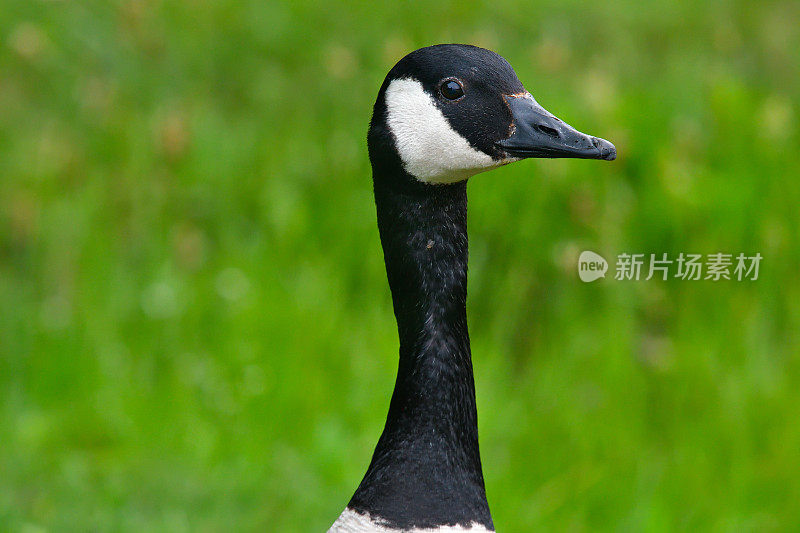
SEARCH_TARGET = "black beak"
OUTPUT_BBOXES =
[496,94,616,161]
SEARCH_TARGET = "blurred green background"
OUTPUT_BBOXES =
[1,0,799,531]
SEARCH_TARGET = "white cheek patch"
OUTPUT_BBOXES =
[384,78,512,184]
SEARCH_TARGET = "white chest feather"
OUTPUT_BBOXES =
[383,78,511,184]
[329,508,493,533]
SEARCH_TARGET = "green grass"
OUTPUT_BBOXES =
[1,0,799,530]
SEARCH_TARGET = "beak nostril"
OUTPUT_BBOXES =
[533,124,560,138]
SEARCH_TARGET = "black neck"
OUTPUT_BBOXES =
[348,175,492,530]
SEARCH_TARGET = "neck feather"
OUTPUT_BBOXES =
[347,174,492,531]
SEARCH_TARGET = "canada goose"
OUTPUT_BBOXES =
[330,44,615,532]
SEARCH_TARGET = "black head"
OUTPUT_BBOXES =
[368,44,616,186]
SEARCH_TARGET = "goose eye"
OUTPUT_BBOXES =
[440,79,464,100]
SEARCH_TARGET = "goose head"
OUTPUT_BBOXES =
[369,43,616,185]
